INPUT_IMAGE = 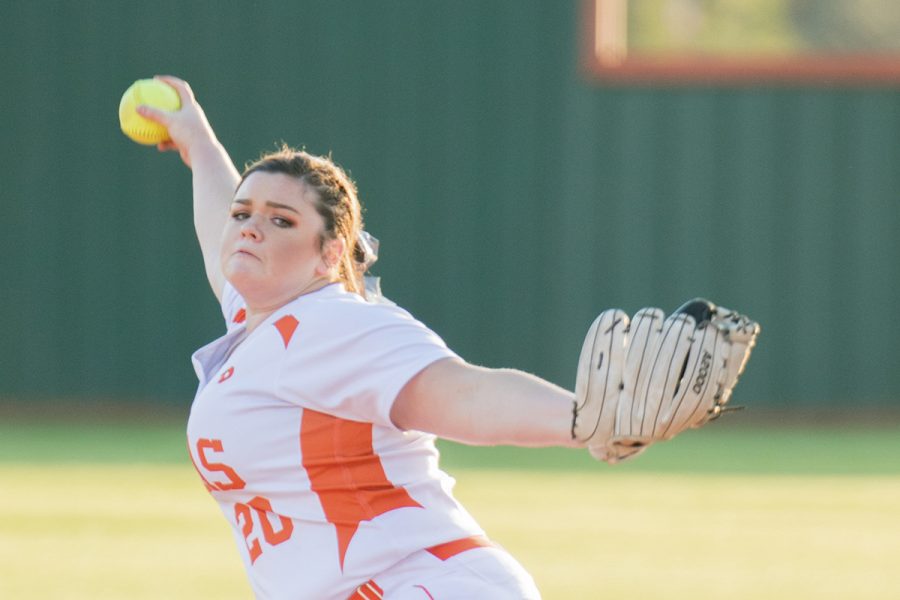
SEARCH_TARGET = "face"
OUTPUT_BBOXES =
[220,171,336,309]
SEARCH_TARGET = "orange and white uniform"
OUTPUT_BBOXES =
[186,283,538,599]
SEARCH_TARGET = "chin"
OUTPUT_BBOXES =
[224,268,263,296]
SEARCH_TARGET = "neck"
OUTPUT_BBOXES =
[243,277,337,333]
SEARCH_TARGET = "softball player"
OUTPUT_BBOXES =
[143,77,577,599]
[141,77,759,599]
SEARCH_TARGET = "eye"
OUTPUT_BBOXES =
[272,216,294,228]
[231,210,250,221]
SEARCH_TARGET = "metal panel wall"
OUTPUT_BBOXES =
[2,1,899,410]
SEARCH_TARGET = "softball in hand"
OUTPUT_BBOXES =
[118,79,181,145]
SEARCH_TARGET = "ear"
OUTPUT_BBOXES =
[316,236,346,277]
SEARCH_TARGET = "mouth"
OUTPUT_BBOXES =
[233,249,260,260]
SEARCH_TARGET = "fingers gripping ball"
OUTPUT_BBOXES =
[118,79,180,145]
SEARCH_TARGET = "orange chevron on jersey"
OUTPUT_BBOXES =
[274,315,299,348]
[302,409,423,569]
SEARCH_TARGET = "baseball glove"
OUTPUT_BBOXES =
[572,298,760,464]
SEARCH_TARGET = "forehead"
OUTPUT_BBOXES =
[234,171,318,208]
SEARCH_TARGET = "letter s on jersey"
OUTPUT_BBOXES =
[196,438,246,490]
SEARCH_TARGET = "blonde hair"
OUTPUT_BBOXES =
[240,146,366,295]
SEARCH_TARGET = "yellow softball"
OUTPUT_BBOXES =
[118,79,181,145]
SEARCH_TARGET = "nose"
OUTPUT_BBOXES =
[239,215,263,240]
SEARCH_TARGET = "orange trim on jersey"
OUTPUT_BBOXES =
[346,579,384,600]
[233,308,246,324]
[425,535,493,561]
[301,410,423,570]
[274,315,299,348]
[413,585,435,599]
[344,537,487,599]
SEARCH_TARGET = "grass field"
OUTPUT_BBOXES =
[1,416,898,599]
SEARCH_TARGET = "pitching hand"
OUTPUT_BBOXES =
[136,75,216,168]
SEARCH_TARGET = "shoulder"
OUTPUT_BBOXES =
[271,285,458,425]
[282,284,449,354]
[301,284,424,329]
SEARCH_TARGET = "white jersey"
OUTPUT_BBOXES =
[186,283,484,600]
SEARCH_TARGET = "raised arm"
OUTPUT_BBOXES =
[137,76,239,302]
[391,358,580,448]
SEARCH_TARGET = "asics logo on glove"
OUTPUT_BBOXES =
[692,350,713,394]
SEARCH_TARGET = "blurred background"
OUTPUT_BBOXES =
[2,1,899,598]
[3,0,900,416]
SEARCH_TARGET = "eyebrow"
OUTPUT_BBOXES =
[233,198,301,214]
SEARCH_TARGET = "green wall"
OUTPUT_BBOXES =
[2,1,899,411]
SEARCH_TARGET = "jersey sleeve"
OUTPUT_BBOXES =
[220,281,248,332]
[275,301,458,429]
